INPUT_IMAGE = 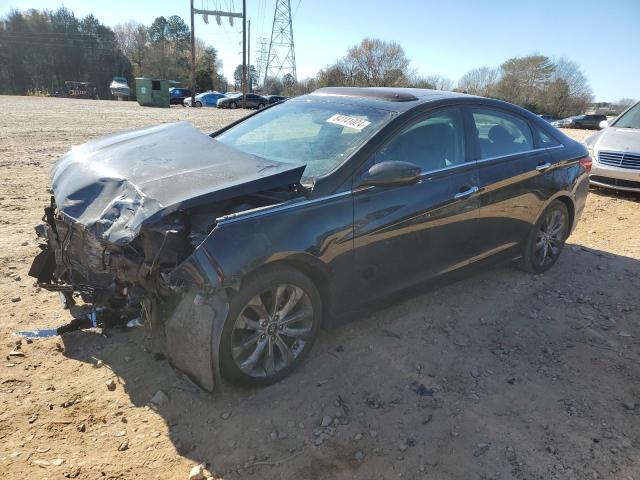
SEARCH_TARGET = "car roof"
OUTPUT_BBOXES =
[310,87,472,112]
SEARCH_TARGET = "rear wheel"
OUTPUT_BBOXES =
[257,103,265,109]
[520,200,570,273]
[219,266,322,387]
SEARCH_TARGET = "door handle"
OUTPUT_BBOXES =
[536,162,551,172]
[454,185,479,200]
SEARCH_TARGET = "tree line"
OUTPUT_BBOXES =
[0,9,628,116]
[267,38,599,118]
[0,7,226,98]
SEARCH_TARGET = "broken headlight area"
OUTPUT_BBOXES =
[29,185,301,317]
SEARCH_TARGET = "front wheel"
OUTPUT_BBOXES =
[229,101,238,109]
[520,200,570,273]
[219,266,322,387]
[195,101,202,107]
[257,103,265,109]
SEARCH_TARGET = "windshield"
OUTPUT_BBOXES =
[613,102,640,129]
[215,98,391,181]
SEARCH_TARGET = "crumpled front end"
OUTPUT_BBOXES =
[28,121,308,390]
[30,195,192,314]
[29,195,232,391]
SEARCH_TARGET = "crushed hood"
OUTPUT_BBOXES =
[51,121,305,245]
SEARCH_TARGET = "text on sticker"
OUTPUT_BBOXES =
[327,114,371,131]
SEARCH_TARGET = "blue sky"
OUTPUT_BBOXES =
[1,0,638,101]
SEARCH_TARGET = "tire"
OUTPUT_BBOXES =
[257,103,265,109]
[219,265,322,387]
[520,200,570,274]
[229,101,237,109]
[195,101,202,107]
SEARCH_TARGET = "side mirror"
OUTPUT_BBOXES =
[357,161,421,188]
[599,120,609,129]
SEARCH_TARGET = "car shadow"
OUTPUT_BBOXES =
[58,244,640,479]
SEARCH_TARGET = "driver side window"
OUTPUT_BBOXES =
[375,108,466,172]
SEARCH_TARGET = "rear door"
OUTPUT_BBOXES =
[353,107,481,300]
[469,106,558,259]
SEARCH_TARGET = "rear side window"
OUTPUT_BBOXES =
[536,128,560,147]
[472,108,533,159]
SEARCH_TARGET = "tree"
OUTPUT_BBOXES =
[0,8,224,98]
[343,38,411,87]
[262,76,283,95]
[195,69,213,91]
[316,64,349,87]
[114,21,147,75]
[457,66,500,96]
[315,38,412,88]
[0,7,131,97]
[422,75,453,91]
[233,64,243,90]
[147,16,169,77]
[494,54,555,108]
[617,98,636,107]
[539,78,572,118]
[553,57,592,100]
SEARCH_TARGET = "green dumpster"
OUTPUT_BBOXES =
[135,78,171,107]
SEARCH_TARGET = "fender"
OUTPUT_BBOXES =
[532,167,589,234]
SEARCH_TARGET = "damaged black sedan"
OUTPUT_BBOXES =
[30,87,590,390]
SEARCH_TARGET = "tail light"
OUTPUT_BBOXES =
[579,156,593,174]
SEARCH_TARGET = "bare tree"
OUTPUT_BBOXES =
[424,75,453,91]
[457,66,499,96]
[616,98,636,107]
[343,38,411,87]
[552,57,593,102]
[113,21,147,74]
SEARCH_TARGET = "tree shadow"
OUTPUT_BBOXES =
[58,244,640,479]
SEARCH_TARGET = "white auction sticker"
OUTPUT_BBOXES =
[326,114,371,131]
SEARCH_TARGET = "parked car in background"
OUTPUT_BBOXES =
[184,91,225,107]
[584,100,640,192]
[264,95,288,105]
[169,87,192,106]
[553,114,607,130]
[538,114,555,122]
[217,93,267,109]
[29,87,591,390]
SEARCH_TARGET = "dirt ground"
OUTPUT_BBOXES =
[1,95,639,480]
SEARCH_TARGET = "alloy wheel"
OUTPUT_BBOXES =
[230,284,314,378]
[535,208,567,267]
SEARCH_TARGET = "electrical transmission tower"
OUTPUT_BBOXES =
[256,37,268,87]
[264,0,297,84]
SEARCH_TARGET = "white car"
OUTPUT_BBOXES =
[584,101,640,192]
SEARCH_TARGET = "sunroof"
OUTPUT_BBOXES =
[312,87,419,102]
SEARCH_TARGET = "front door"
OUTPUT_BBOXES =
[353,107,481,300]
